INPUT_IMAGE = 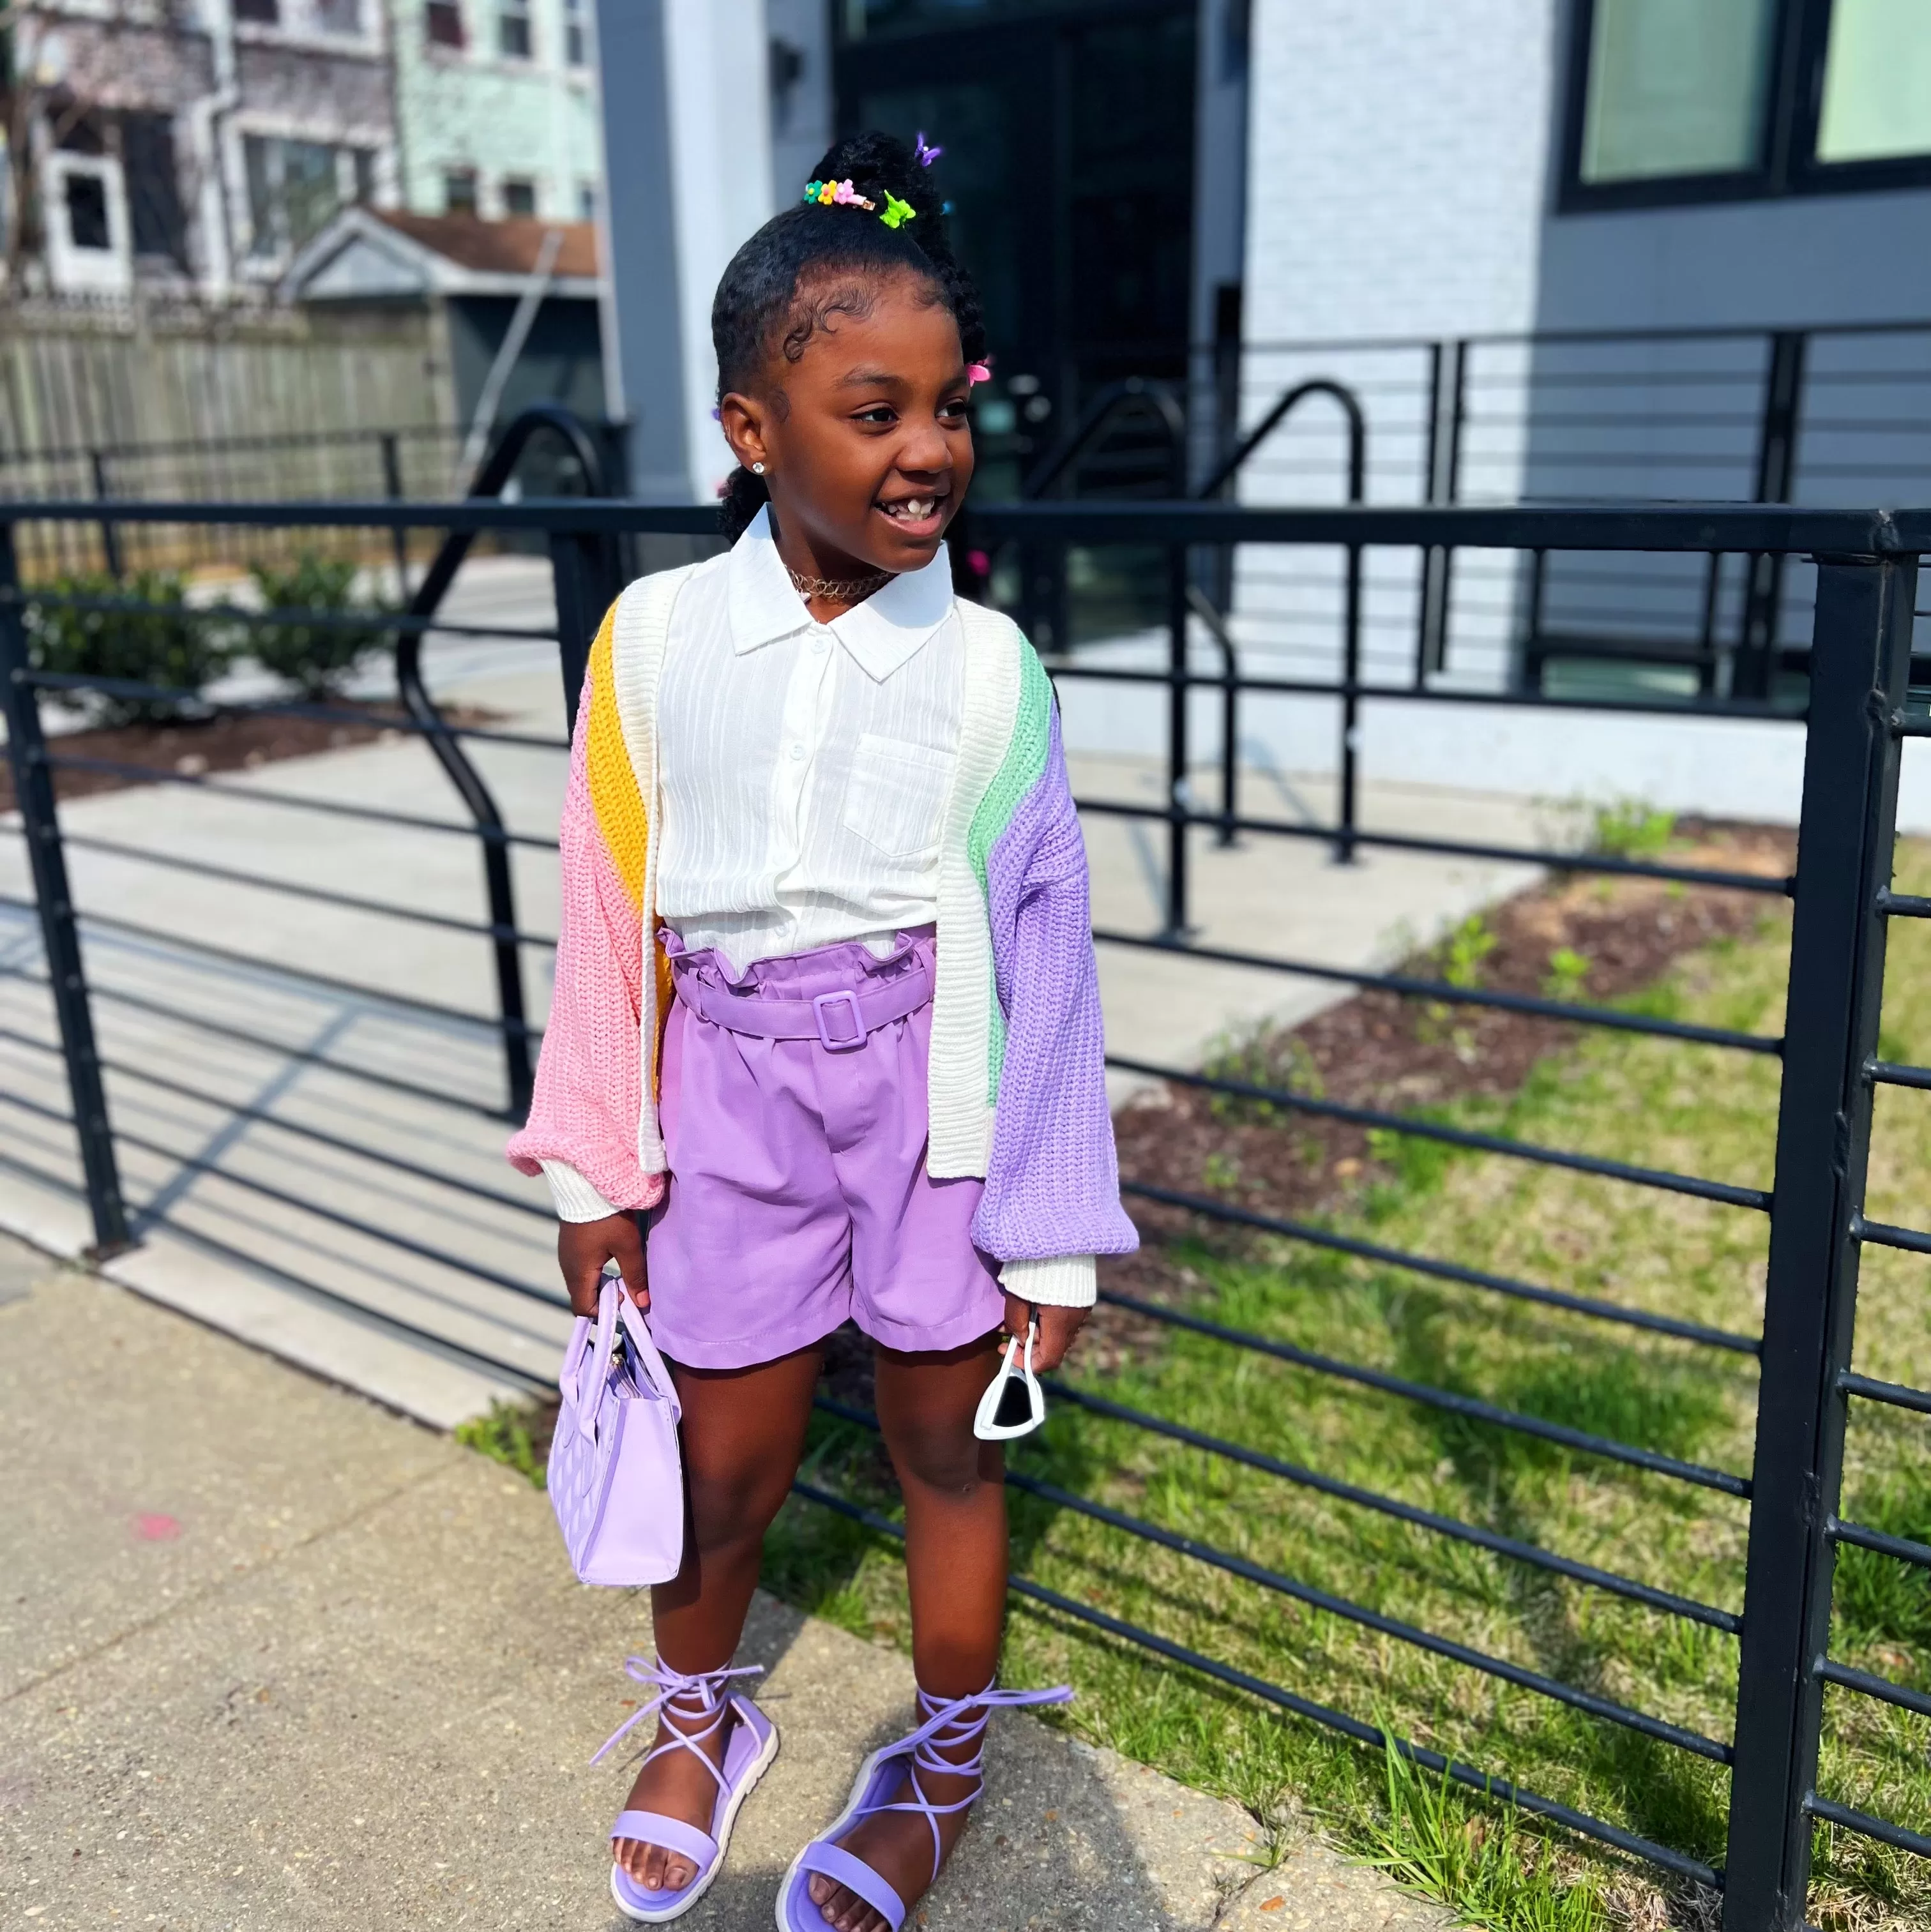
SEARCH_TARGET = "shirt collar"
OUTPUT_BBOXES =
[726,504,954,682]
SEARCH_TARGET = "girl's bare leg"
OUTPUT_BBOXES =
[807,1331,1006,1932]
[616,1343,823,1894]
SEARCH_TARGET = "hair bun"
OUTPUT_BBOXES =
[809,131,947,248]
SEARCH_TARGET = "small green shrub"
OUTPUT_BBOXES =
[1543,947,1591,1001]
[1202,1022,1324,1125]
[454,1399,551,1488]
[1437,913,1498,990]
[25,569,232,725]
[248,553,395,698]
[1589,798,1676,859]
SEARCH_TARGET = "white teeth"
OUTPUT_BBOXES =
[884,499,935,519]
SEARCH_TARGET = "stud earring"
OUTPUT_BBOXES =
[751,462,766,475]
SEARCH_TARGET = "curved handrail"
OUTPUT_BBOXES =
[1021,377,1188,499]
[1194,377,1365,502]
[1188,379,1368,859]
[394,403,610,1117]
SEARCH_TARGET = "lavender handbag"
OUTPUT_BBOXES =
[549,1276,686,1586]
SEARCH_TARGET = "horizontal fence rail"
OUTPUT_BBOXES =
[0,481,1927,1932]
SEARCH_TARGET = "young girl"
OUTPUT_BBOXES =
[508,131,1135,1932]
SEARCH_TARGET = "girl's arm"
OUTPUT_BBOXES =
[506,655,663,1225]
[973,698,1139,1311]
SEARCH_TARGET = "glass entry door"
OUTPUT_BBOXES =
[835,0,1198,502]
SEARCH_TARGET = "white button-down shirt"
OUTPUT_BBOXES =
[654,506,965,976]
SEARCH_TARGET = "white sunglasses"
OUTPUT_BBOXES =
[973,1320,1046,1441]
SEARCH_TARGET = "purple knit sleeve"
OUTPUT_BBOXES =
[971,704,1139,1264]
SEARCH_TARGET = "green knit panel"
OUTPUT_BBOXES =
[967,642,1052,1103]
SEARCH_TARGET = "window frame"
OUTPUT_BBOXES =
[425,0,466,51]
[1559,0,1931,212]
[497,0,533,61]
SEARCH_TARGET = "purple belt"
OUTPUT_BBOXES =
[670,953,934,1053]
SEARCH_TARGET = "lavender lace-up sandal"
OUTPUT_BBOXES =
[594,1656,780,1923]
[776,1680,1072,1931]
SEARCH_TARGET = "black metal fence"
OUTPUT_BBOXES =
[3,488,1929,1929]
[1014,318,1931,704]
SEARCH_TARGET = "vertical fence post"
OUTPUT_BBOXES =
[89,449,124,580]
[549,525,618,736]
[0,522,132,1256]
[1722,550,1916,1932]
[379,432,411,598]
[1415,338,1464,686]
[1335,540,1363,864]
[1735,330,1807,700]
[1163,538,1190,940]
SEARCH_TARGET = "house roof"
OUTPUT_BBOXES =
[281,207,602,304]
[367,210,600,280]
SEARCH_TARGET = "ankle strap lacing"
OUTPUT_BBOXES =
[857,1680,1073,1882]
[591,1654,765,1799]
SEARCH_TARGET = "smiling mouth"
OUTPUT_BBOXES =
[877,494,945,524]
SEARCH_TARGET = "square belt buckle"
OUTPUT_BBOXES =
[812,989,866,1051]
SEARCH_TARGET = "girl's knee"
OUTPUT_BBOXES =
[685,1460,794,1550]
[882,1413,995,1497]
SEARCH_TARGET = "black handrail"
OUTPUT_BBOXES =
[392,403,610,1119]
[1190,377,1368,857]
[1020,377,1188,499]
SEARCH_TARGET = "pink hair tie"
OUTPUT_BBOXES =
[967,363,992,386]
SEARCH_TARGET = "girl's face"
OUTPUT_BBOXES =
[720,271,974,578]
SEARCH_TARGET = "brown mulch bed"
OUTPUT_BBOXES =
[1,700,506,812]
[1080,819,1797,1371]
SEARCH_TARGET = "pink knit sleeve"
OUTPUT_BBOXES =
[505,662,663,1215]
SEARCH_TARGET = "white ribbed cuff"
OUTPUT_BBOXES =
[999,1255,1096,1308]
[539,1160,624,1224]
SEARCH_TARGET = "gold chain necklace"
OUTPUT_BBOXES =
[787,564,890,605]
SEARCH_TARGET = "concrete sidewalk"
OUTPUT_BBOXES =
[0,1238,1444,1932]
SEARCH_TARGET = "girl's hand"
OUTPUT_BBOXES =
[1002,1294,1087,1373]
[557,1214,647,1318]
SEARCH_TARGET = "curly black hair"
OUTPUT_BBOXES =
[712,130,986,541]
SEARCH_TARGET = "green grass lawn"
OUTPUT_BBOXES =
[760,840,1931,1931]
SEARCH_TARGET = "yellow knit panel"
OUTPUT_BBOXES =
[584,608,647,912]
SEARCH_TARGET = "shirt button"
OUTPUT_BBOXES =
[790,743,806,761]
[811,633,829,654]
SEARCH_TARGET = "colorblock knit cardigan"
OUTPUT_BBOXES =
[506,564,1138,1308]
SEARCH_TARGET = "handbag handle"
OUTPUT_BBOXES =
[614,1288,683,1426]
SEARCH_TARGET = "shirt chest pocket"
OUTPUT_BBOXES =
[841,732,953,859]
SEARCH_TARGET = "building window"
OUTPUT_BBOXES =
[444,167,480,215]
[65,174,111,251]
[123,113,189,264]
[233,0,280,21]
[577,179,596,221]
[245,135,363,256]
[1563,0,1931,208]
[316,0,363,32]
[426,1,465,50]
[1816,0,1931,163]
[1577,0,1776,185]
[564,0,587,65]
[498,0,532,59]
[502,176,537,215]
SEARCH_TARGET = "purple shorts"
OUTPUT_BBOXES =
[644,926,1006,1370]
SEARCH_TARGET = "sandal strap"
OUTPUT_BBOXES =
[796,1842,909,1931]
[847,1679,1076,1881]
[590,1654,764,1778]
[609,1808,718,1869]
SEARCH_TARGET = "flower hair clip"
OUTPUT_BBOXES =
[802,178,918,230]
